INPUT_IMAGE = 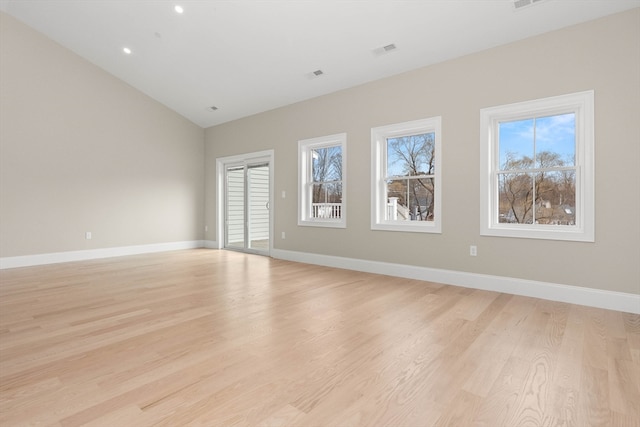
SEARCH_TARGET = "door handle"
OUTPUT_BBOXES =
[266,202,270,210]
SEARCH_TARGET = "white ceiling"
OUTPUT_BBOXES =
[2,0,638,128]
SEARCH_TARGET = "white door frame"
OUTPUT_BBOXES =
[216,150,274,255]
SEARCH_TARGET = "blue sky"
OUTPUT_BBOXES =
[499,113,575,168]
[386,133,435,177]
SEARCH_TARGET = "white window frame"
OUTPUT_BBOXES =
[298,133,347,228]
[371,117,442,233]
[480,91,594,242]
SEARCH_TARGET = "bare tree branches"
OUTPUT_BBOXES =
[499,151,576,225]
[387,133,435,221]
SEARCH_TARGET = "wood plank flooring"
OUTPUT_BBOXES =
[0,249,638,426]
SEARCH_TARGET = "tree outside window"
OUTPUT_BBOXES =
[386,133,435,222]
[298,133,346,227]
[498,114,576,226]
[311,145,343,217]
[479,91,594,242]
[371,117,442,233]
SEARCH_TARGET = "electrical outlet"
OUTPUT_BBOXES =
[281,190,286,198]
[281,231,286,239]
[85,232,92,240]
[470,245,477,256]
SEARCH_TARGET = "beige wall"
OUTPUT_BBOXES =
[205,9,640,295]
[0,13,205,257]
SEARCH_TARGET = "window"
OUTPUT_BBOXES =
[298,133,346,228]
[480,91,594,241]
[371,117,442,233]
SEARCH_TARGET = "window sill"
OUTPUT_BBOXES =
[481,224,594,242]
[371,222,441,234]
[298,219,347,229]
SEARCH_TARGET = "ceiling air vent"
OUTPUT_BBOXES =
[207,106,218,112]
[514,0,547,10]
[373,43,398,56]
[307,69,325,79]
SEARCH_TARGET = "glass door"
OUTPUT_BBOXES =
[224,160,270,255]
[225,165,245,250]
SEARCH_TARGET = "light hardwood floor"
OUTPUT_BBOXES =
[0,249,638,426]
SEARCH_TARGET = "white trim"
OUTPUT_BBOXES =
[480,90,594,242]
[271,248,639,314]
[0,240,204,270]
[216,150,275,255]
[371,117,442,233]
[298,133,347,229]
[4,245,636,313]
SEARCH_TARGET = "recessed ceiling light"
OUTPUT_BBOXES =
[123,47,132,55]
[174,5,184,14]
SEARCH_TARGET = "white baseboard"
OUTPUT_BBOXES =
[3,244,637,314]
[271,248,640,314]
[0,240,205,270]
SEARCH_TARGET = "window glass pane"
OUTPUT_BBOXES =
[311,182,342,218]
[535,113,575,167]
[498,173,534,224]
[534,171,576,225]
[386,178,434,221]
[226,166,245,248]
[312,146,342,182]
[386,133,435,177]
[311,182,342,203]
[299,133,346,227]
[481,91,593,241]
[386,179,408,219]
[499,119,534,170]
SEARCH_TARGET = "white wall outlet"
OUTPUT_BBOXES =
[205,225,208,232]
[281,231,286,239]
[85,232,92,240]
[470,245,477,256]
[281,190,286,198]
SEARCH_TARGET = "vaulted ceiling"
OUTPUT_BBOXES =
[2,0,638,128]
